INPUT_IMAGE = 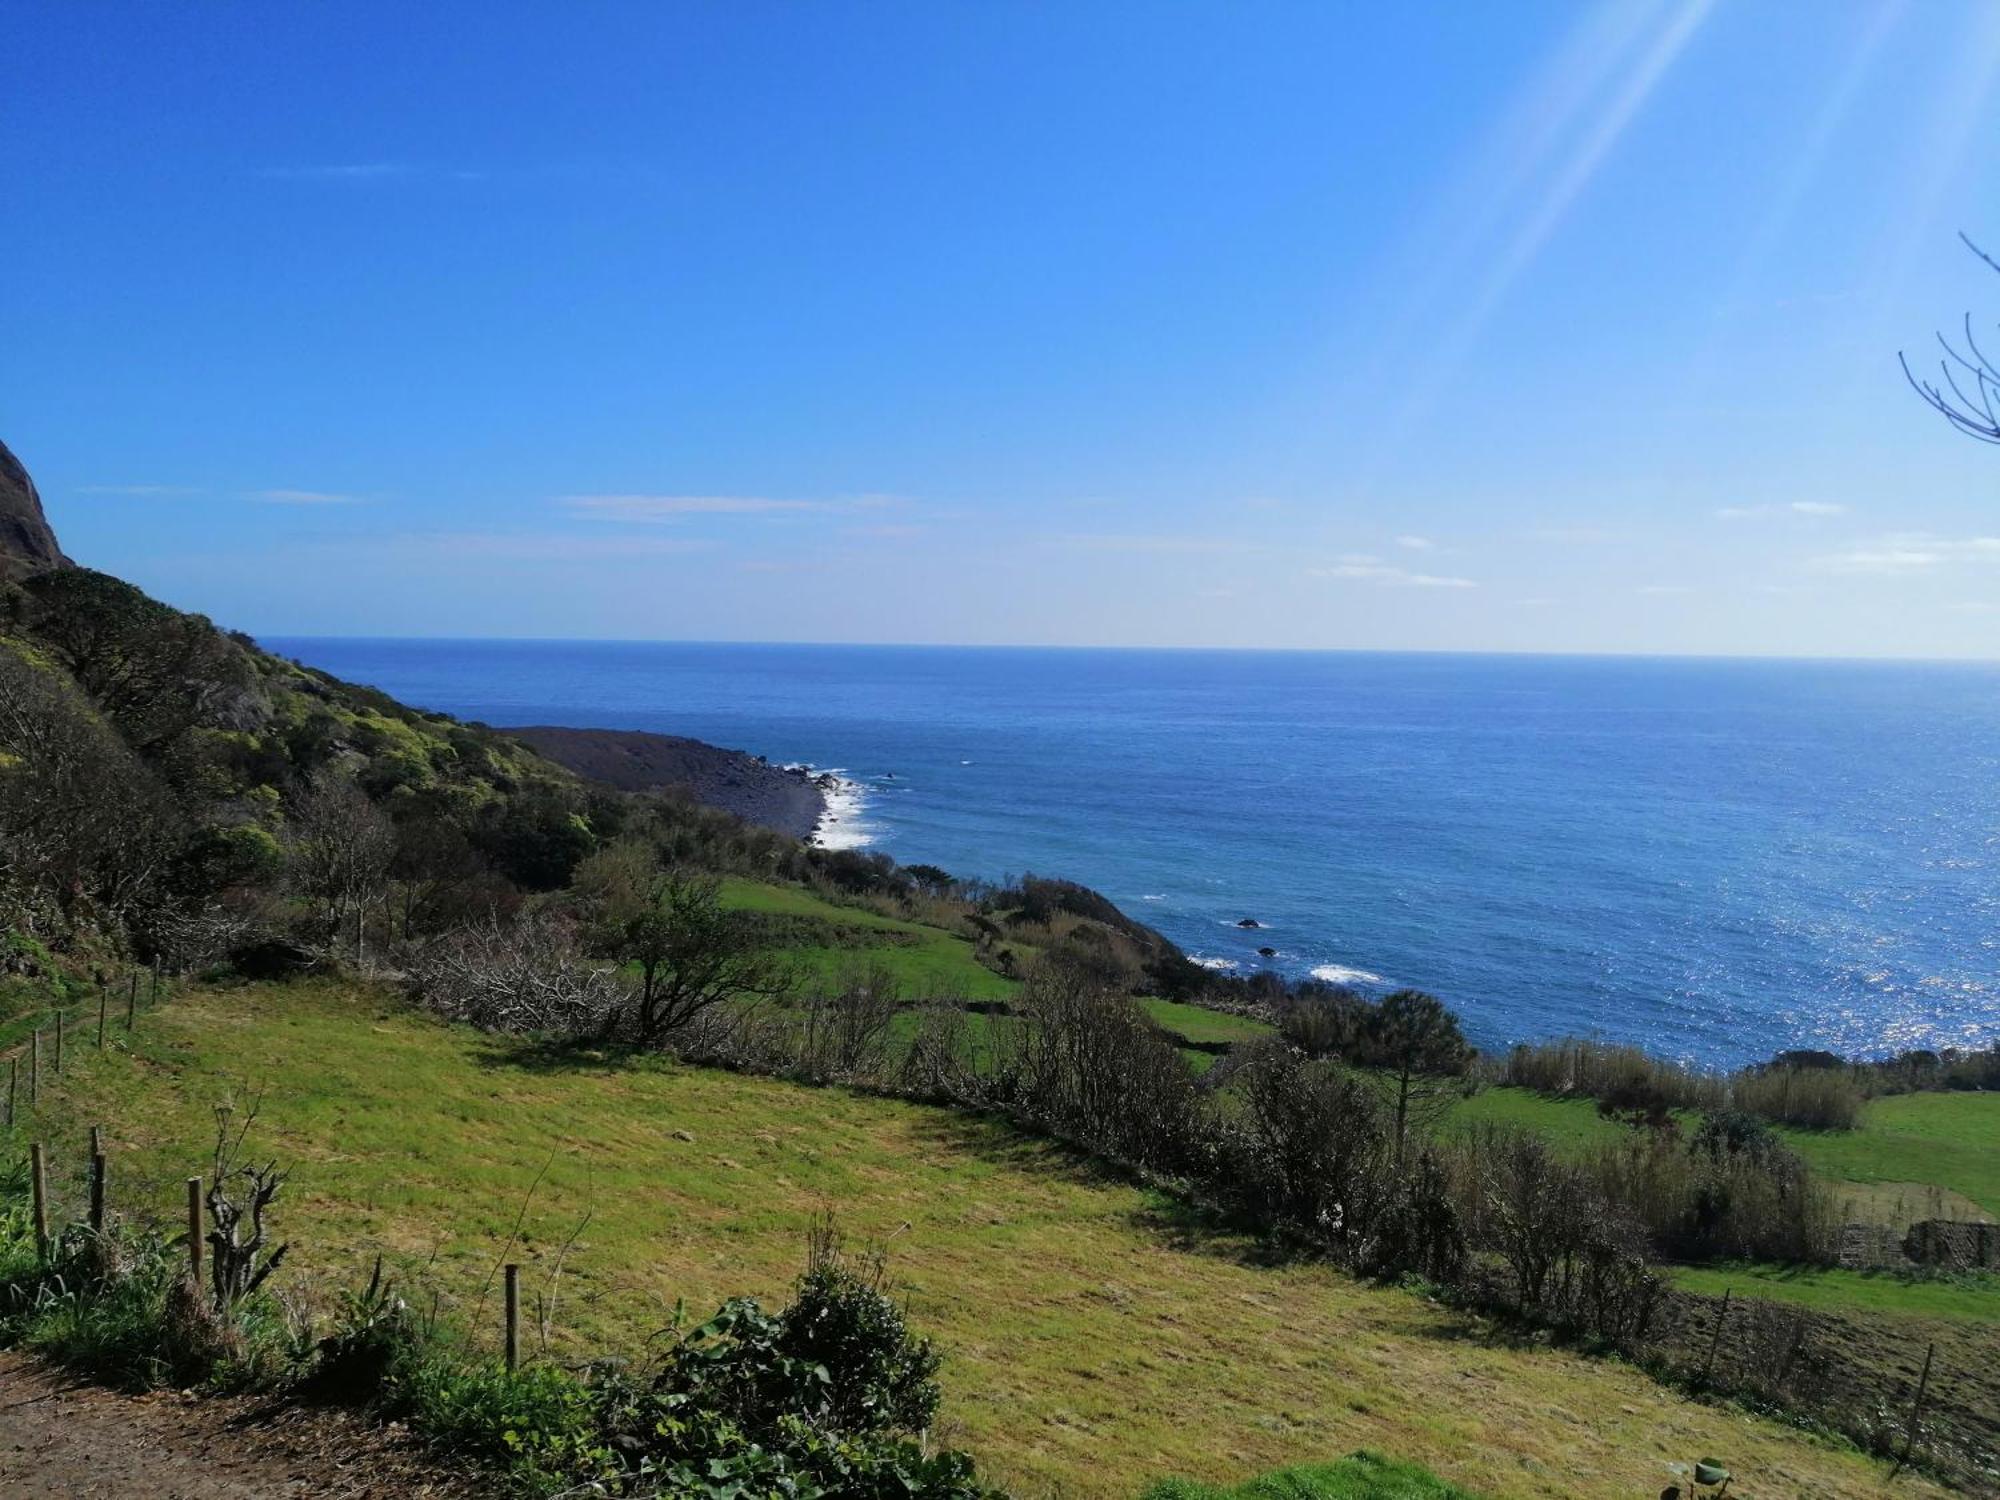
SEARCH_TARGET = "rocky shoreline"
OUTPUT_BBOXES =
[506,725,835,842]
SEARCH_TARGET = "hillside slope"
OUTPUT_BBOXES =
[18,981,1946,1500]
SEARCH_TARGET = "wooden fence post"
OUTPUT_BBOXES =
[53,1011,62,1075]
[29,1029,39,1104]
[150,961,160,1005]
[186,1176,204,1289]
[126,975,137,1030]
[1701,1288,1732,1385]
[1776,1313,1808,1391]
[5,1056,14,1129]
[504,1263,520,1371]
[89,1148,106,1234]
[1893,1341,1937,1478]
[29,1143,49,1261]
[96,983,108,1050]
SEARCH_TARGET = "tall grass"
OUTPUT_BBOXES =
[1729,1067,1863,1131]
[1497,1039,1868,1131]
[1497,1039,1725,1113]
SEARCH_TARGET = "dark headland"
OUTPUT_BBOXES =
[509,724,830,841]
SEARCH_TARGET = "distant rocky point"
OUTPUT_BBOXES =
[0,439,70,581]
[508,725,829,841]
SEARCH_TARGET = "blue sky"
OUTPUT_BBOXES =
[7,1,2000,655]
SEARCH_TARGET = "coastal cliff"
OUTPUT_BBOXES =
[507,724,830,841]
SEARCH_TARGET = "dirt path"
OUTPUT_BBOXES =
[0,1354,474,1498]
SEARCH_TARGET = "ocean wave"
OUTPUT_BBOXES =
[806,770,877,851]
[1310,963,1386,986]
[1139,893,1166,902]
[1193,956,1240,972]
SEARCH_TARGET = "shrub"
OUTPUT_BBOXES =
[1453,1126,1665,1343]
[992,959,1211,1175]
[1728,1065,1863,1130]
[1500,1038,1724,1114]
[1585,1129,1835,1266]
[1276,986,1371,1058]
[1224,1044,1397,1256]
[405,911,623,1036]
[791,962,902,1083]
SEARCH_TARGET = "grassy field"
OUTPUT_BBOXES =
[1782,1093,2000,1221]
[1137,998,1274,1047]
[1142,1452,1479,1499]
[718,877,1022,1001]
[1449,1085,2000,1227]
[1671,1262,2000,1321]
[1443,1086,1636,1153]
[1,980,1942,1500]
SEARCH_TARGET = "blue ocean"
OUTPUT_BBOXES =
[270,640,2000,1067]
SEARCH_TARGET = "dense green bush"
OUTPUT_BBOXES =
[0,1161,993,1498]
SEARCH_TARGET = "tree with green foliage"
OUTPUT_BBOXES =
[1365,989,1471,1160]
[594,863,793,1048]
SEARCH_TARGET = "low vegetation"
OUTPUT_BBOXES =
[4,982,1969,1497]
[1140,1452,1481,1500]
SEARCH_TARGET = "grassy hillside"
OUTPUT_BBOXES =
[702,881,2000,1333]
[718,876,1022,1001]
[1782,1093,2000,1220]
[6,981,1944,1500]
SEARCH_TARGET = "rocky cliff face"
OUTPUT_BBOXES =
[0,440,70,580]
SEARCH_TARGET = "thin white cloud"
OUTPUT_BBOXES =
[1046,533,1262,555]
[1309,554,1476,588]
[1812,534,2000,575]
[1716,501,1848,519]
[385,531,714,561]
[76,484,202,498]
[256,163,416,182]
[1637,584,1694,596]
[1395,534,1436,550]
[250,488,363,505]
[558,494,896,522]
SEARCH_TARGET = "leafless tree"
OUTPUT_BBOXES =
[1903,233,2000,444]
[406,910,624,1034]
[794,961,902,1081]
[286,775,394,943]
[0,645,181,934]
[205,1099,291,1311]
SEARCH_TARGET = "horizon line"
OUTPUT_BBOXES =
[256,631,2000,667]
